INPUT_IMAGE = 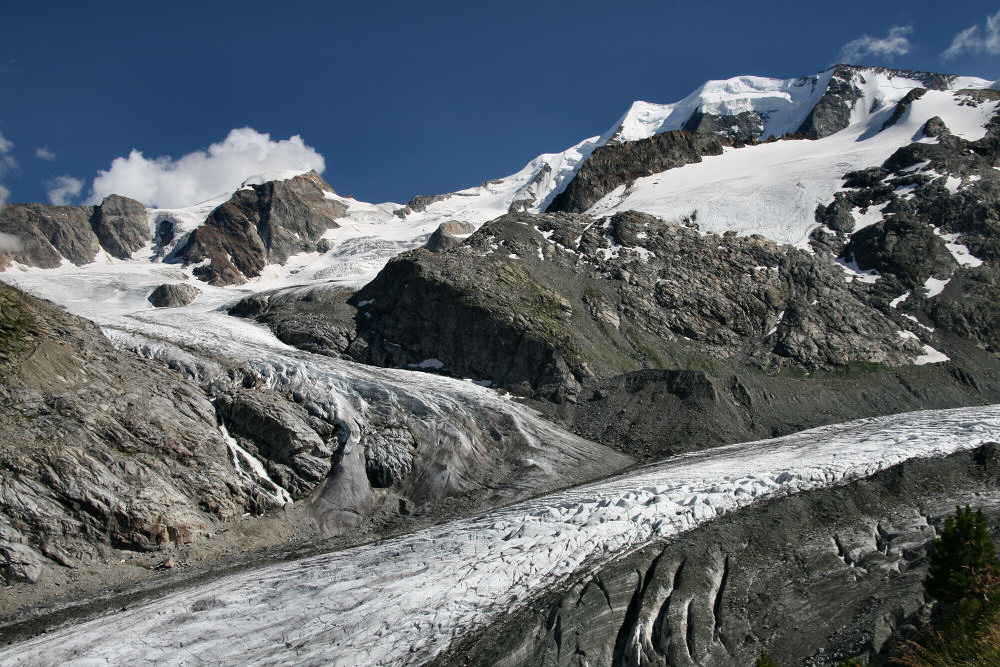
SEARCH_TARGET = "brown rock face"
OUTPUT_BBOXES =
[0,203,100,268]
[0,195,149,269]
[176,171,347,285]
[90,195,150,259]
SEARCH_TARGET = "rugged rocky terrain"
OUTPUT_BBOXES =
[172,171,347,285]
[2,65,1000,665]
[0,280,270,585]
[0,194,148,269]
[0,276,631,624]
[439,442,1000,667]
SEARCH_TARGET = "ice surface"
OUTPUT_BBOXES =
[4,405,999,666]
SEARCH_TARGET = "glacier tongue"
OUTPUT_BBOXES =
[6,405,1000,666]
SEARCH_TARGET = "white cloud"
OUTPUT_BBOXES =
[47,175,84,206]
[0,130,14,209]
[943,9,1000,59]
[35,146,56,161]
[838,25,913,64]
[86,128,327,208]
[0,231,22,251]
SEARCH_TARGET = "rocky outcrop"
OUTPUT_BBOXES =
[426,221,476,252]
[214,389,337,497]
[682,109,764,141]
[810,95,1000,353]
[438,443,1000,667]
[0,196,149,269]
[0,281,283,584]
[90,195,149,259]
[147,283,200,308]
[395,193,453,217]
[794,65,866,139]
[842,216,957,290]
[230,284,358,357]
[546,131,726,213]
[0,203,97,268]
[346,208,927,398]
[796,65,959,139]
[349,241,588,402]
[173,171,346,285]
[243,206,1000,460]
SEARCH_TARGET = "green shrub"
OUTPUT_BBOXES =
[893,596,1000,666]
[924,505,997,604]
[755,650,779,667]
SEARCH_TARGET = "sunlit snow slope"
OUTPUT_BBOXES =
[588,88,998,246]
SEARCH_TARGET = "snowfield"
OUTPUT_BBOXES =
[588,90,1000,247]
[4,406,1000,667]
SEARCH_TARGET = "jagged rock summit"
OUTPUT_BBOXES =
[0,194,148,269]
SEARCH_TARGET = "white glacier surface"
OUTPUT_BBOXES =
[4,405,1000,666]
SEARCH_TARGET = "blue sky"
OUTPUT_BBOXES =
[2,1,1000,209]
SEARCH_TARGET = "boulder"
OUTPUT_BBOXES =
[148,283,201,308]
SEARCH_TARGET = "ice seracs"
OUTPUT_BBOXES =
[5,405,999,666]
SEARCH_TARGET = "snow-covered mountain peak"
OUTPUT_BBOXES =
[4,65,999,293]
[599,65,992,149]
[600,70,834,146]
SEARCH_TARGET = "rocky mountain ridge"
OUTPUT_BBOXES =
[2,64,1000,666]
[0,195,148,269]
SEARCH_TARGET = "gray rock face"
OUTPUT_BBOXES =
[546,130,726,213]
[796,66,958,140]
[247,204,1000,463]
[349,242,586,401]
[682,109,764,140]
[404,194,451,213]
[214,389,336,497]
[174,171,346,285]
[0,203,100,268]
[90,195,150,259]
[426,221,476,253]
[0,195,149,269]
[439,443,1000,667]
[231,284,358,358]
[810,90,1000,353]
[795,65,865,139]
[0,282,283,584]
[147,283,200,308]
[348,208,926,403]
[843,216,958,290]
[556,362,1000,461]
